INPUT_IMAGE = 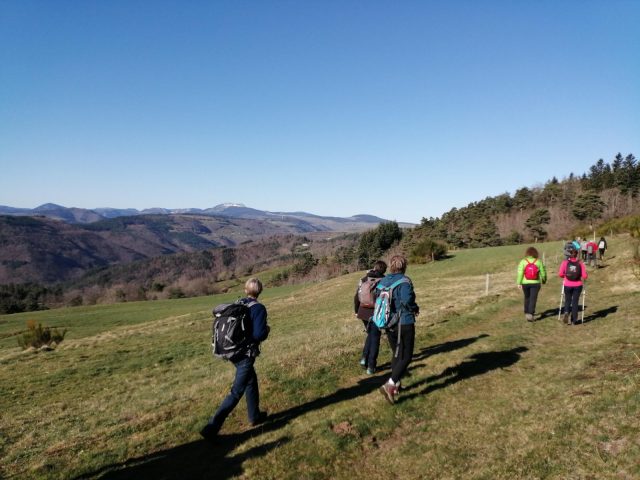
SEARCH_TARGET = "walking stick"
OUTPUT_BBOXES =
[558,283,565,321]
[581,285,586,324]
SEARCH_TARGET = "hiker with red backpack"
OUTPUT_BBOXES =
[200,278,270,441]
[586,239,598,267]
[558,247,588,325]
[354,260,387,374]
[377,255,420,405]
[516,247,547,322]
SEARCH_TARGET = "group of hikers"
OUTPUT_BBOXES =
[200,238,608,440]
[516,236,607,325]
[200,254,419,440]
[563,236,608,267]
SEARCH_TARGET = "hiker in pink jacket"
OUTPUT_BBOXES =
[558,247,588,325]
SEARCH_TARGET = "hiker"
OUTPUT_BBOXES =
[572,238,581,253]
[598,236,608,260]
[580,239,588,261]
[586,239,598,267]
[354,260,387,374]
[516,246,547,321]
[558,247,588,325]
[200,278,270,440]
[378,255,420,404]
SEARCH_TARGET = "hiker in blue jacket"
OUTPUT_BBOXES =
[200,278,270,440]
[379,255,420,405]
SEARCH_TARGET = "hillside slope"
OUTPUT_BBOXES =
[0,237,638,479]
[0,214,330,284]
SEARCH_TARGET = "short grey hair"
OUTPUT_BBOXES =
[244,278,263,298]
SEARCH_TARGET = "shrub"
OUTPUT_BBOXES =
[168,287,186,299]
[17,320,67,350]
[410,239,447,264]
[505,231,523,245]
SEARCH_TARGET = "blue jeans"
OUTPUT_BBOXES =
[362,321,382,370]
[205,357,260,434]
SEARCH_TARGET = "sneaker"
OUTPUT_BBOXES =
[379,382,397,405]
[250,410,268,427]
[359,358,367,368]
[366,367,376,375]
[526,313,534,322]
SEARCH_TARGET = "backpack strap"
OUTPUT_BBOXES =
[379,277,409,290]
[236,298,258,308]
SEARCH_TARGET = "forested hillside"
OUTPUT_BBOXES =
[404,153,638,250]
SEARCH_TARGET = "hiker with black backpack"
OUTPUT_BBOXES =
[558,247,588,325]
[200,278,270,440]
[516,246,547,322]
[376,255,420,405]
[598,236,607,260]
[354,260,387,374]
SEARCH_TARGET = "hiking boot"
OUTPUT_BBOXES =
[526,313,534,322]
[563,313,570,325]
[379,382,397,405]
[359,358,367,368]
[366,367,376,375]
[250,410,268,427]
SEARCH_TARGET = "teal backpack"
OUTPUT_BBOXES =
[372,278,409,329]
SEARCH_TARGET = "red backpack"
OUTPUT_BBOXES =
[524,259,540,280]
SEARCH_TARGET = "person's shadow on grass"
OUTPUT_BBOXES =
[73,335,490,479]
[397,346,528,404]
[537,308,561,321]
[582,305,618,324]
[75,432,290,480]
[376,334,489,370]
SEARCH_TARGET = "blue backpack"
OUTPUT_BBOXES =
[372,278,409,329]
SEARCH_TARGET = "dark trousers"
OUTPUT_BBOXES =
[563,285,583,324]
[522,284,541,315]
[205,357,259,434]
[362,321,382,370]
[387,323,415,384]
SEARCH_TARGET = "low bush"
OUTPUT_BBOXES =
[410,238,447,264]
[17,320,67,350]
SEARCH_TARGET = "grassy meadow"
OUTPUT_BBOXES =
[1,237,639,479]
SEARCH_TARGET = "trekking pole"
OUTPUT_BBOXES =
[558,283,564,321]
[581,285,586,324]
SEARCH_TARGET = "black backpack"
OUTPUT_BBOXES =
[565,260,581,281]
[212,300,256,360]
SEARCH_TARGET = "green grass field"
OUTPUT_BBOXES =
[1,238,638,479]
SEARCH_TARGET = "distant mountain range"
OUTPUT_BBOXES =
[0,202,405,229]
[0,204,411,285]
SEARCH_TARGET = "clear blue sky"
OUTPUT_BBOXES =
[1,1,639,223]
